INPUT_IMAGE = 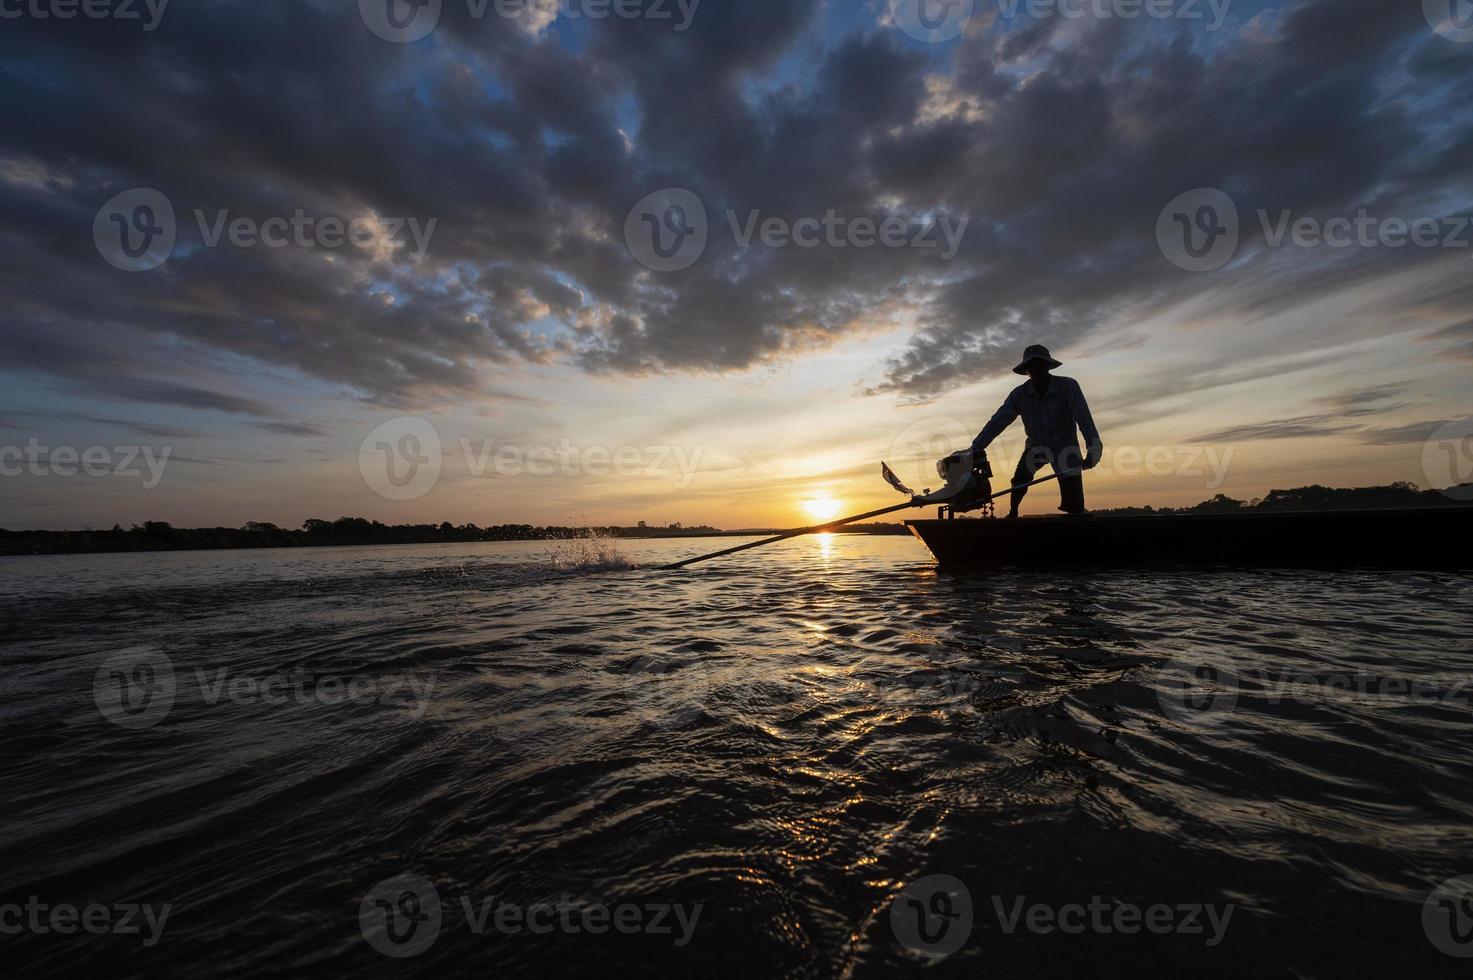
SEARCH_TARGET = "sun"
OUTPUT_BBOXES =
[803,497,843,521]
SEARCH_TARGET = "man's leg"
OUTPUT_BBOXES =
[1058,472,1086,513]
[1008,448,1044,518]
[1053,445,1086,514]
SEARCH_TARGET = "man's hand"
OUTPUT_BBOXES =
[1083,454,1100,471]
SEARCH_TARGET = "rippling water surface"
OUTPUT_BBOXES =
[3,535,1472,977]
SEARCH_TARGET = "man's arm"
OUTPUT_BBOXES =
[970,389,1020,455]
[1068,380,1103,466]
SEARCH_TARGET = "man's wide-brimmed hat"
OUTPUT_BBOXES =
[1013,344,1063,375]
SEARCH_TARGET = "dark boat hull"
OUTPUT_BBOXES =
[905,506,1473,570]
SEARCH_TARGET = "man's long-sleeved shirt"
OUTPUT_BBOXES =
[970,376,1102,459]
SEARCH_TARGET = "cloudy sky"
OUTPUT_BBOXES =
[1,0,1471,531]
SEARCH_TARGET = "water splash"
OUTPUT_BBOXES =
[547,529,637,572]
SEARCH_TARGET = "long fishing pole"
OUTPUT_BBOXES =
[663,472,1062,571]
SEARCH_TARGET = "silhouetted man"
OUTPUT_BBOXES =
[969,344,1102,518]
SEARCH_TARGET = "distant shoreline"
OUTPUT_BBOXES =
[2,483,1465,557]
[0,520,912,558]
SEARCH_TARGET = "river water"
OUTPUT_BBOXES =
[2,535,1472,977]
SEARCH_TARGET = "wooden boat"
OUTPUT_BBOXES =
[905,506,1473,569]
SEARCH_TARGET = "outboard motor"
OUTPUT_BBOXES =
[911,450,996,517]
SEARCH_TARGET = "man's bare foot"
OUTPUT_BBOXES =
[1004,511,1019,520]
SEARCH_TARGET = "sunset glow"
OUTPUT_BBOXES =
[803,498,844,522]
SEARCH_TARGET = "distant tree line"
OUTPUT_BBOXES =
[2,483,1467,556]
[1096,482,1472,516]
[0,516,722,556]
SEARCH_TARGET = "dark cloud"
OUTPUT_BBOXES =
[0,411,199,439]
[1430,318,1473,360]
[1192,414,1362,442]
[249,421,331,437]
[1356,419,1458,445]
[86,378,276,417]
[1315,382,1411,414]
[0,0,1468,410]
